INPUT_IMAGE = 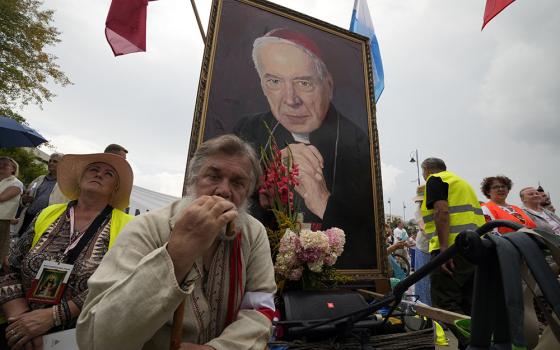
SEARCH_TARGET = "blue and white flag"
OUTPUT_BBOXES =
[350,0,384,103]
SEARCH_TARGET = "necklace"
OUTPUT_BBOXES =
[66,207,96,254]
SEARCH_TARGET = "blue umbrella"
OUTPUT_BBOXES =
[0,116,48,148]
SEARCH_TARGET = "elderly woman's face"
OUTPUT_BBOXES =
[0,159,15,177]
[489,180,509,202]
[521,188,542,206]
[79,162,118,198]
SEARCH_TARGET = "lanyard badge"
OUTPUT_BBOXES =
[27,260,73,305]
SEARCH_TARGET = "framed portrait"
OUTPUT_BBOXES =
[27,261,73,304]
[186,0,387,282]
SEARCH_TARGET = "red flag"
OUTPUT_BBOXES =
[105,0,149,56]
[482,0,515,30]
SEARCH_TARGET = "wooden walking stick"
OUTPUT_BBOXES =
[170,299,186,350]
[169,222,234,349]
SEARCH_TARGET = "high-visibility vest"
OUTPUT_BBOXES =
[32,203,133,250]
[421,171,485,252]
[482,201,536,234]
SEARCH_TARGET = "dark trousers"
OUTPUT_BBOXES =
[430,251,474,316]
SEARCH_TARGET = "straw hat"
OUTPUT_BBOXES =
[57,153,133,210]
[412,184,425,203]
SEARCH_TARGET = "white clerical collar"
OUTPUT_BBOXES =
[291,132,310,144]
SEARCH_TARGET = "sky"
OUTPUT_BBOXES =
[18,0,560,220]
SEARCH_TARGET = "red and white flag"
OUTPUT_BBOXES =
[105,0,150,56]
[482,0,515,30]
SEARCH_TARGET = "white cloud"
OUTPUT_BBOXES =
[40,134,102,154]
[380,162,403,195]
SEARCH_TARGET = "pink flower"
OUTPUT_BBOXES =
[325,227,345,256]
[297,229,329,263]
[278,229,300,253]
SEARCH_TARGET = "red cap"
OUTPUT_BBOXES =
[264,28,323,61]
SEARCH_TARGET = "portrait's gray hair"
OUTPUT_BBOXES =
[252,35,333,97]
[186,134,261,193]
[421,158,446,173]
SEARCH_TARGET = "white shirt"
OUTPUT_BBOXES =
[393,227,408,242]
[0,175,23,219]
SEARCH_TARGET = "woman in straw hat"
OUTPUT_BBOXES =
[0,153,133,348]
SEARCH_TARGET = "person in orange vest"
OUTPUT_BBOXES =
[480,175,536,234]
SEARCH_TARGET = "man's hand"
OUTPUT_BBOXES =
[282,144,330,219]
[439,246,455,276]
[21,193,34,205]
[167,196,238,282]
[6,308,52,349]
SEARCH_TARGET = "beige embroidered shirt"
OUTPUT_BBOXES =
[76,198,276,350]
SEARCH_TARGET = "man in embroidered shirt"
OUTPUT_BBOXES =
[76,135,276,350]
[234,28,375,269]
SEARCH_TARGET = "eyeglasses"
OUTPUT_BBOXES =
[491,185,508,190]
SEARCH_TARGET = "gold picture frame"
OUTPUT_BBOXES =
[185,0,387,285]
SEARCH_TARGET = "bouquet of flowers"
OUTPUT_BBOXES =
[259,125,348,290]
[275,227,346,288]
[258,129,300,258]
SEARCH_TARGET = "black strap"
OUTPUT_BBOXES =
[64,204,113,265]
[469,245,502,348]
[486,234,525,346]
[469,233,527,349]
[504,232,560,319]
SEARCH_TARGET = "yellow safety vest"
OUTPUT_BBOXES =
[421,171,485,252]
[32,203,133,250]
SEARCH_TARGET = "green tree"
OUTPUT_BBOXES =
[0,0,71,110]
[0,148,47,186]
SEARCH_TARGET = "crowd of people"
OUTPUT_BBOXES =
[0,137,280,350]
[1,140,558,349]
[384,158,559,321]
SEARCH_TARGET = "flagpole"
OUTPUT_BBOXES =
[190,0,206,43]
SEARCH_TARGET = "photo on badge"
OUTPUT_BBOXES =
[27,261,73,304]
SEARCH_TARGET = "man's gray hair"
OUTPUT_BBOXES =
[421,158,446,172]
[50,152,64,160]
[186,134,261,193]
[519,187,535,201]
[252,36,333,90]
